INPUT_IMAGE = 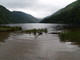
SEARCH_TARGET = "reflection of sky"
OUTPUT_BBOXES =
[4,23,57,33]
[0,0,76,18]
[5,23,54,29]
[64,42,80,51]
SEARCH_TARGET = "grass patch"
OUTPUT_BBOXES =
[22,28,48,35]
[21,28,48,39]
[0,26,22,32]
[59,30,80,45]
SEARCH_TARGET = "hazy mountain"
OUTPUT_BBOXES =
[40,0,80,24]
[0,5,38,24]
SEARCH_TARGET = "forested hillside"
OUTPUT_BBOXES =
[41,0,80,25]
[0,5,38,24]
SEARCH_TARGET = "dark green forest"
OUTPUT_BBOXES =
[0,5,38,24]
[41,0,80,25]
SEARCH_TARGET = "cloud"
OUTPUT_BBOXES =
[0,0,37,8]
[0,0,76,18]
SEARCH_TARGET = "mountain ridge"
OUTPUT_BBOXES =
[0,5,38,24]
[40,0,80,24]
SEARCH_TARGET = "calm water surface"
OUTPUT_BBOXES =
[0,23,80,60]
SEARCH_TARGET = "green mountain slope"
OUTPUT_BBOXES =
[40,0,80,24]
[0,5,38,24]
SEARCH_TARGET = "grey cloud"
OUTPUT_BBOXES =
[0,0,76,18]
[0,0,37,8]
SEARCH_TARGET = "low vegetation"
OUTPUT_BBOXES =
[59,30,80,45]
[22,28,48,35]
[22,28,48,39]
[0,25,48,41]
[0,26,22,32]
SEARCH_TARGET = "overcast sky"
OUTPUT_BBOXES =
[0,0,76,18]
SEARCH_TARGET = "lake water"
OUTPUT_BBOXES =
[0,23,80,60]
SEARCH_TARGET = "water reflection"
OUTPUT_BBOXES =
[0,32,10,42]
[0,23,54,42]
[0,24,80,60]
[2,23,56,32]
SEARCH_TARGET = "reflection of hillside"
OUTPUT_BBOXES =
[0,32,10,42]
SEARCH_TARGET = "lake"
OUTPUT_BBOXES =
[0,23,80,60]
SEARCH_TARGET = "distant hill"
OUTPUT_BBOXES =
[40,0,80,24]
[0,5,38,24]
